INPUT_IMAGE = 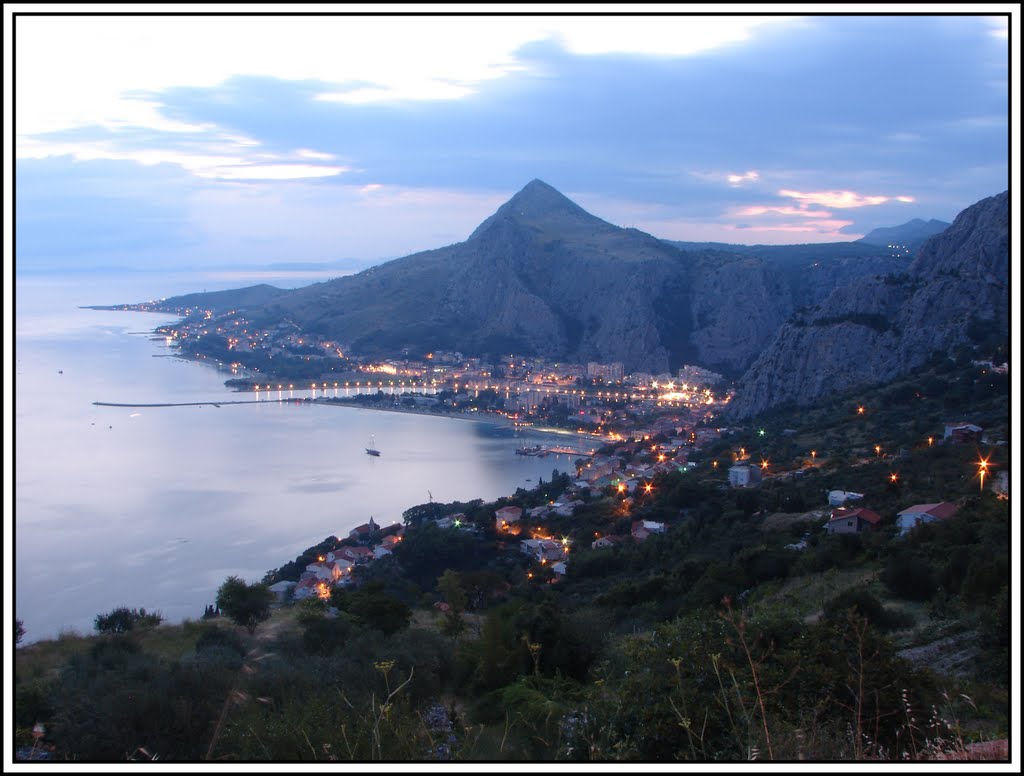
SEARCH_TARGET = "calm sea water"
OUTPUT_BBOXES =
[14,270,591,643]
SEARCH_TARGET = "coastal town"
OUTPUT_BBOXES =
[113,299,735,441]
[106,298,1009,607]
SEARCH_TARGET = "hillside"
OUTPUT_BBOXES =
[15,356,1009,762]
[728,191,1009,419]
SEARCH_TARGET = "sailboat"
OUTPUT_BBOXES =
[365,435,381,457]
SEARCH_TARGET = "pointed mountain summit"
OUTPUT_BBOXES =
[179,181,1002,380]
[468,179,616,241]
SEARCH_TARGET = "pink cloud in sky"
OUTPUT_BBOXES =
[735,204,832,218]
[777,189,913,208]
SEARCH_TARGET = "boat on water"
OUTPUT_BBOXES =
[365,435,381,457]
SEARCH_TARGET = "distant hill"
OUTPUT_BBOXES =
[149,284,288,312]
[856,218,951,253]
[729,192,1008,418]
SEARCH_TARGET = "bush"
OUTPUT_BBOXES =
[94,607,163,634]
[881,550,937,601]
[194,624,246,660]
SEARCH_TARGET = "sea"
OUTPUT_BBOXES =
[13,269,594,644]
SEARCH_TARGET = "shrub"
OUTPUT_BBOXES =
[94,607,163,635]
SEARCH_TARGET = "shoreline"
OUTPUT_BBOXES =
[311,398,606,450]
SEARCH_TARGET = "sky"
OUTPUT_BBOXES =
[7,6,1017,273]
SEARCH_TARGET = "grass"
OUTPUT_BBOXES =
[749,566,880,622]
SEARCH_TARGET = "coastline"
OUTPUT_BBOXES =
[311,398,605,449]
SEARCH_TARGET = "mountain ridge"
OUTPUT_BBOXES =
[728,191,1008,418]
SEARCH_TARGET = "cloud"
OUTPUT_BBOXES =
[778,189,914,209]
[193,163,348,181]
[727,171,760,185]
[735,204,831,218]
[12,15,1008,266]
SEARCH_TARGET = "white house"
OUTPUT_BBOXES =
[267,580,296,603]
[897,502,958,535]
[828,490,864,507]
[729,464,762,488]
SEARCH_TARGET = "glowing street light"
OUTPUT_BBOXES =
[977,456,993,491]
[875,445,882,457]
[857,406,865,415]
[890,472,899,484]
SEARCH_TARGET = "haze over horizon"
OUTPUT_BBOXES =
[11,9,1013,272]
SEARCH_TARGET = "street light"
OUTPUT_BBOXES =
[977,456,993,491]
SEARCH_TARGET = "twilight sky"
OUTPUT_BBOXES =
[10,9,1014,272]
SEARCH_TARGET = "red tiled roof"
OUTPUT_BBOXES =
[829,507,882,524]
[898,502,958,520]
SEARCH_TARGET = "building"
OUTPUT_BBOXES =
[729,464,762,488]
[676,364,724,387]
[592,535,627,550]
[495,505,523,533]
[825,507,882,534]
[587,362,624,382]
[828,490,864,507]
[943,422,983,444]
[896,502,959,535]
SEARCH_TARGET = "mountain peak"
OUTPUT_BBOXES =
[468,179,614,241]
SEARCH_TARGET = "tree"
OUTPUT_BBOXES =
[437,570,468,640]
[94,606,163,634]
[215,576,274,634]
[15,618,25,645]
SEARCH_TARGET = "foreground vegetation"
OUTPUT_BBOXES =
[14,356,1009,761]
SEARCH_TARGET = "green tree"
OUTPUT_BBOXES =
[215,576,274,634]
[437,569,468,640]
[94,606,163,634]
[15,618,25,645]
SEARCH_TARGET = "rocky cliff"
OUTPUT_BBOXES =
[727,191,1008,419]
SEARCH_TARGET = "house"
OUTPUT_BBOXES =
[348,516,379,541]
[520,539,543,556]
[630,520,667,541]
[828,490,864,507]
[897,502,959,535]
[305,561,335,581]
[592,534,627,550]
[292,576,319,600]
[267,580,296,603]
[729,464,762,488]
[335,546,374,564]
[537,540,566,562]
[552,500,583,518]
[943,422,983,444]
[495,505,523,533]
[381,534,402,549]
[373,545,392,559]
[825,507,882,534]
[551,561,568,579]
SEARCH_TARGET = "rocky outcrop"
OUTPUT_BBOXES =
[728,191,1008,419]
